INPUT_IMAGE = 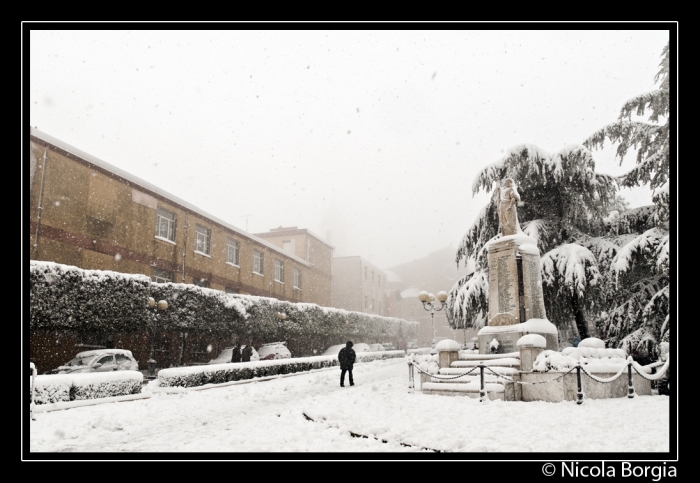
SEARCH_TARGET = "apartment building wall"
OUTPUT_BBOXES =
[331,256,388,315]
[28,129,330,306]
[254,226,333,307]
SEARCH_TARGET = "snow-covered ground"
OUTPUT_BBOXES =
[28,357,670,454]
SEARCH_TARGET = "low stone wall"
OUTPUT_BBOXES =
[520,371,651,402]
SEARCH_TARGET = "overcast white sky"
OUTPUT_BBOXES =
[27,28,671,269]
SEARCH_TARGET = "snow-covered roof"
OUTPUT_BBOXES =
[400,287,422,299]
[30,128,311,268]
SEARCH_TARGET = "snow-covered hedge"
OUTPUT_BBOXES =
[31,374,73,405]
[158,351,405,388]
[29,261,417,346]
[30,371,143,405]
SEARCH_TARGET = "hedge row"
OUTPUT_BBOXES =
[29,261,418,350]
[30,371,143,405]
[158,351,406,388]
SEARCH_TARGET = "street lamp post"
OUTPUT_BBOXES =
[418,291,448,349]
[147,297,168,377]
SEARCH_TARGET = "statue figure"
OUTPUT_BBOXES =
[497,178,521,236]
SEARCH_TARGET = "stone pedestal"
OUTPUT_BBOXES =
[487,234,547,326]
[478,319,559,354]
[481,233,558,354]
[438,349,460,369]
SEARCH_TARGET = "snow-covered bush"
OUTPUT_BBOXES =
[31,374,72,405]
[30,371,142,404]
[29,261,418,356]
[408,353,439,375]
[534,347,629,373]
[69,371,143,401]
[158,351,406,388]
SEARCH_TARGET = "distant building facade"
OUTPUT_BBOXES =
[331,256,388,315]
[254,226,333,306]
[28,128,331,306]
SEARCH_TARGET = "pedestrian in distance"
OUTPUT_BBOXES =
[230,342,242,363]
[338,341,356,387]
[241,343,253,362]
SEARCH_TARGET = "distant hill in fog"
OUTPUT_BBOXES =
[386,246,472,295]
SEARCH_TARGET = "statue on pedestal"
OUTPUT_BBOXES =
[497,178,521,236]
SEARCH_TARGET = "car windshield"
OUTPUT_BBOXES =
[65,355,96,366]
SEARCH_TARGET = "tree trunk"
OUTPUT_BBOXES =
[571,294,589,340]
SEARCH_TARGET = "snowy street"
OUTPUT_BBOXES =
[29,357,670,454]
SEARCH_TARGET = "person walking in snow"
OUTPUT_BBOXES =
[241,343,253,362]
[230,342,242,363]
[338,341,356,387]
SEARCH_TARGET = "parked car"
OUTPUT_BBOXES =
[352,343,371,353]
[381,342,396,351]
[208,346,259,364]
[257,341,292,360]
[44,349,138,375]
[368,343,385,352]
[322,344,346,356]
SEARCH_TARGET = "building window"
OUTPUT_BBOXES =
[194,278,210,288]
[152,268,172,283]
[155,208,176,242]
[226,238,240,266]
[253,250,264,275]
[194,224,211,255]
[274,259,285,283]
[293,268,302,289]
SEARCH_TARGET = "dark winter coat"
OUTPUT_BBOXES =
[230,345,242,363]
[241,345,253,362]
[338,345,356,370]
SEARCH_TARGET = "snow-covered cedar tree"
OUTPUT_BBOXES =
[447,143,617,338]
[584,41,670,228]
[582,41,670,363]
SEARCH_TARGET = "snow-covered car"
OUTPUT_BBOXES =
[322,344,346,356]
[352,343,371,353]
[368,343,385,352]
[257,341,292,360]
[381,342,396,351]
[208,346,259,364]
[44,349,138,375]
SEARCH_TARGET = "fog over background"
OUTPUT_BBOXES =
[27,29,670,270]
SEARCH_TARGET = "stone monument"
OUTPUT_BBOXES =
[477,178,558,353]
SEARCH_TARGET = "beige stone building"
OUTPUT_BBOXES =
[28,128,332,306]
[331,256,388,315]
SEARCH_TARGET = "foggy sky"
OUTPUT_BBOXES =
[27,28,670,269]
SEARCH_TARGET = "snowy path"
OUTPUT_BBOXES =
[29,357,671,453]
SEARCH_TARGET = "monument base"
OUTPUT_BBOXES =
[478,318,558,354]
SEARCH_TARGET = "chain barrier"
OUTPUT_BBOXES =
[409,360,482,380]
[482,364,579,385]
[630,358,670,381]
[408,354,670,404]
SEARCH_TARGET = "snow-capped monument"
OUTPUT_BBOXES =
[478,178,558,352]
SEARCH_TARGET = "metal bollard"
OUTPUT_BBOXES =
[408,361,414,390]
[627,361,635,398]
[479,362,485,402]
[576,363,584,405]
